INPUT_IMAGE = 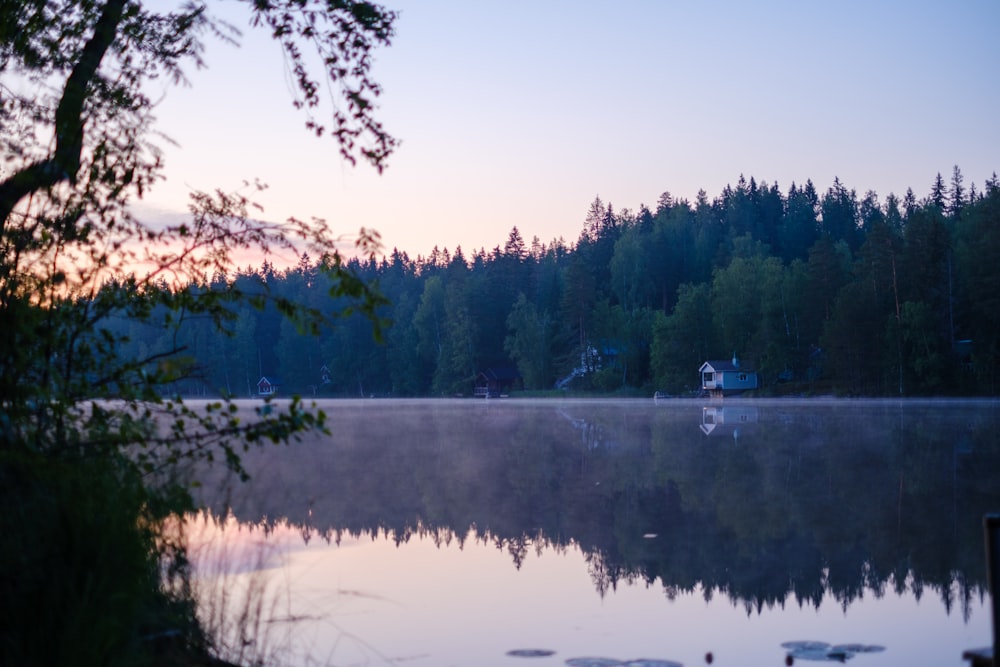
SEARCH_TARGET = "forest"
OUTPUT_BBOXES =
[109,166,1000,398]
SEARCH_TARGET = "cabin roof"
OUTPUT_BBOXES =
[701,360,736,372]
[478,366,520,381]
[700,360,756,373]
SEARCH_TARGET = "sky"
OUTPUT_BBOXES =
[138,0,1000,262]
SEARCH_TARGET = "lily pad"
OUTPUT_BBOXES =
[623,659,683,667]
[565,659,625,667]
[829,644,885,654]
[781,641,831,651]
[782,640,886,662]
[507,649,557,658]
[788,647,841,662]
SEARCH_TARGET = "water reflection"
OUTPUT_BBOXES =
[191,398,1000,625]
[699,405,759,438]
[183,399,998,665]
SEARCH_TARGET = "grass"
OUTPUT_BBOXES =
[184,512,301,667]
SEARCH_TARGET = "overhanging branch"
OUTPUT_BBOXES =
[0,0,128,232]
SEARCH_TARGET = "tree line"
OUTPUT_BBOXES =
[111,166,1000,397]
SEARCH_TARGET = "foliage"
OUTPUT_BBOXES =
[0,0,396,663]
[0,448,204,666]
[505,292,554,389]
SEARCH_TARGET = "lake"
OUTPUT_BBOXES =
[187,398,1000,667]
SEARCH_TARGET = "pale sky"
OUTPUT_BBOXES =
[139,0,1000,261]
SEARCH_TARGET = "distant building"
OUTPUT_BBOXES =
[699,355,758,397]
[257,375,282,396]
[474,366,522,398]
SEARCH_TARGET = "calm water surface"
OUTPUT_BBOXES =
[188,398,1000,667]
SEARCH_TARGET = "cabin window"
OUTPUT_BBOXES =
[703,372,714,384]
[738,373,748,382]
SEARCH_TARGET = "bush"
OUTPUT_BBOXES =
[0,449,206,666]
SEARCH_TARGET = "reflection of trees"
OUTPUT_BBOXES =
[193,400,1000,616]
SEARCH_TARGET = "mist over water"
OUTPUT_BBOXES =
[188,398,1000,666]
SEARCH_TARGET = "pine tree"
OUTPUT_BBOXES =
[930,172,947,211]
[948,165,966,220]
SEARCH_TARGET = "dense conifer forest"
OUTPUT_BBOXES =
[111,167,1000,397]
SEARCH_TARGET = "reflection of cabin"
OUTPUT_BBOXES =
[699,355,758,397]
[474,366,521,398]
[700,405,759,437]
[257,376,282,396]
